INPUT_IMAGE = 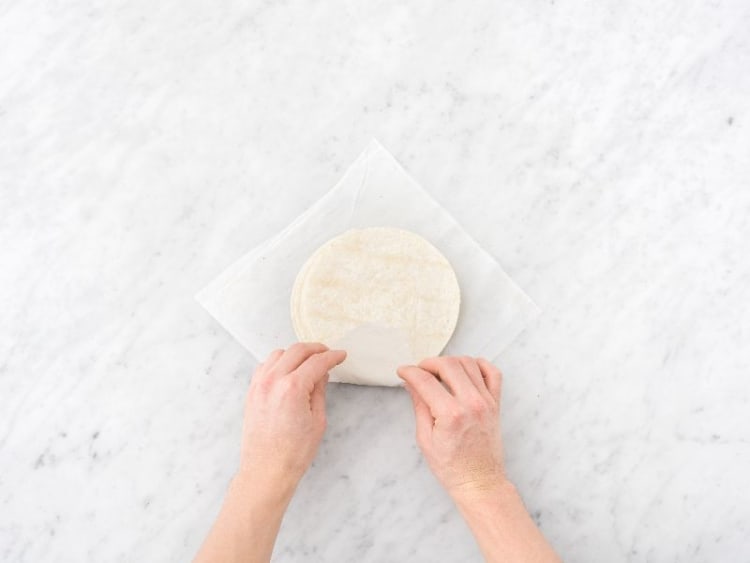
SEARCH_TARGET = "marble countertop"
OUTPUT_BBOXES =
[2,1,749,561]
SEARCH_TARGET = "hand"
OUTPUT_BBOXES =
[397,356,505,500]
[194,343,346,563]
[239,343,346,491]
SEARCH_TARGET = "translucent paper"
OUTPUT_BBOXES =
[197,139,540,385]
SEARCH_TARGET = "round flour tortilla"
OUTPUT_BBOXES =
[290,227,461,386]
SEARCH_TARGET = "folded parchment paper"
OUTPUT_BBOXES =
[197,139,539,384]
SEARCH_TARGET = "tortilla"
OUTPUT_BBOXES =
[290,227,461,386]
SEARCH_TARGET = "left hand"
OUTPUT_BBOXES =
[238,343,346,490]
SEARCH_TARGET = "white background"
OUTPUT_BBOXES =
[1,1,749,561]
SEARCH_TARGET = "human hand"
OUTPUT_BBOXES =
[397,357,505,501]
[195,344,346,563]
[238,343,346,493]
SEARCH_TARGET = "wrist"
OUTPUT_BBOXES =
[450,475,518,511]
[231,465,299,506]
[450,477,562,562]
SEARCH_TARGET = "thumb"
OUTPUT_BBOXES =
[297,349,346,386]
[404,382,433,441]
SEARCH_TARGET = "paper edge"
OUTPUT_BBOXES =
[195,139,380,309]
[366,138,543,327]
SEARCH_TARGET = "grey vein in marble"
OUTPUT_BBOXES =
[1,1,750,561]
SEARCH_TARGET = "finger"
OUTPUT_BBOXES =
[295,349,347,386]
[397,365,454,415]
[457,356,494,403]
[404,382,434,440]
[477,358,503,402]
[310,373,329,419]
[258,348,284,374]
[274,342,329,375]
[418,357,482,400]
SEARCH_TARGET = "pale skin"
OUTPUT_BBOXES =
[195,343,560,563]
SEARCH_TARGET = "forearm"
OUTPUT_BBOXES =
[194,472,296,563]
[453,480,560,563]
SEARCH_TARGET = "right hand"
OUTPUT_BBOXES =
[397,356,506,500]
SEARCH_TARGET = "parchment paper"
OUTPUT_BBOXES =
[196,139,540,384]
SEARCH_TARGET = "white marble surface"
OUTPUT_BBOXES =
[1,1,749,561]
